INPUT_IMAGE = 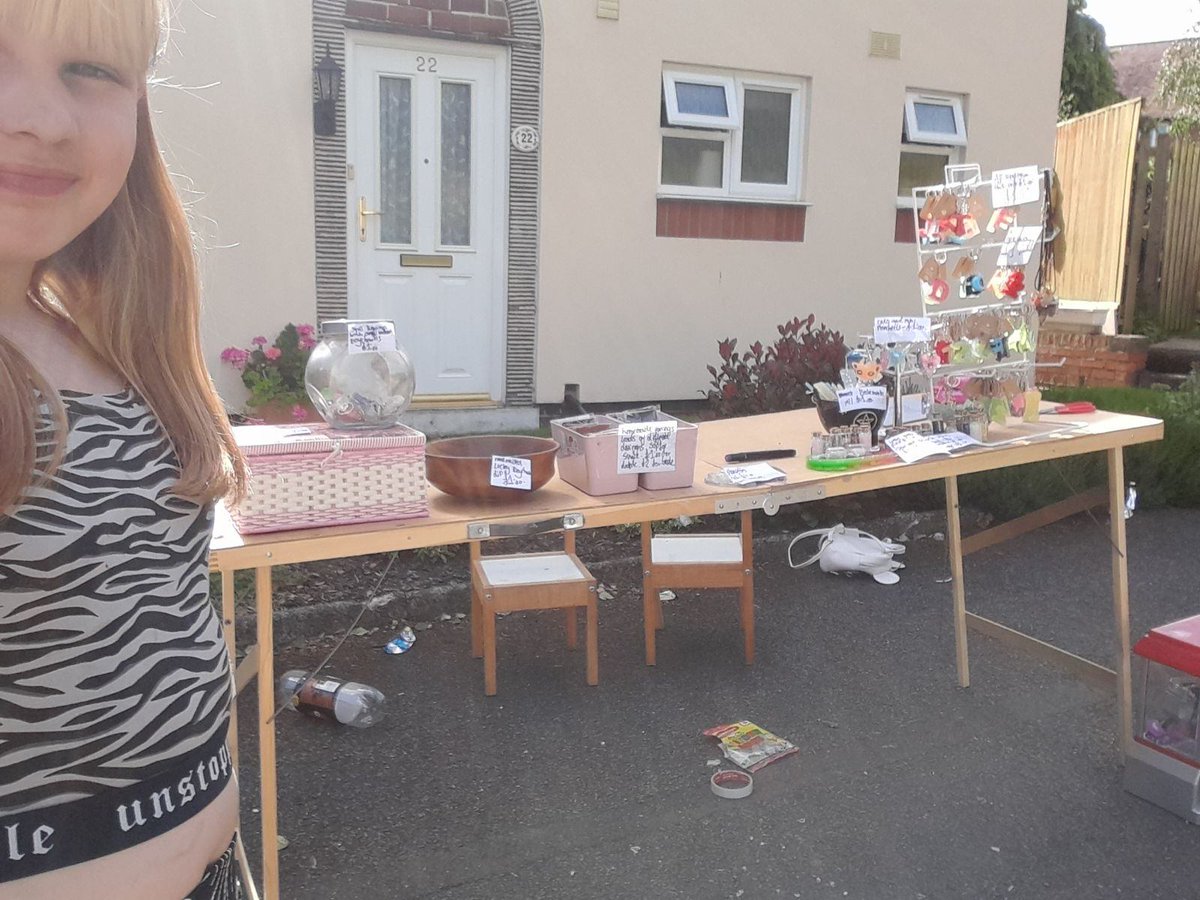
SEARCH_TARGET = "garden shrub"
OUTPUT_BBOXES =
[705,315,847,418]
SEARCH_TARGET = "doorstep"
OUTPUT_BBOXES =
[402,402,539,439]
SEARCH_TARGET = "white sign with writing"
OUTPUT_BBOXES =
[347,321,398,354]
[996,225,1043,267]
[885,429,981,464]
[990,166,1040,208]
[836,385,889,413]
[489,455,532,490]
[723,462,787,486]
[874,316,931,344]
[617,421,677,473]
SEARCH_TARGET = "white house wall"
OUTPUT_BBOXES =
[152,0,316,404]
[536,0,1068,404]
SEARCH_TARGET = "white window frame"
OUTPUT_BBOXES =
[658,67,807,203]
[662,70,739,129]
[896,144,958,208]
[903,91,967,146]
[659,127,731,198]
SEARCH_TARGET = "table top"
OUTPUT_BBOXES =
[210,407,1163,571]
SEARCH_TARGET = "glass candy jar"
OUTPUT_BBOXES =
[304,319,416,429]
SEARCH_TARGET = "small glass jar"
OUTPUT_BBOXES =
[304,319,416,429]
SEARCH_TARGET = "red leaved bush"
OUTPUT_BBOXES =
[705,315,847,418]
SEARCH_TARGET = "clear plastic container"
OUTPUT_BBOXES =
[278,670,386,728]
[304,319,415,429]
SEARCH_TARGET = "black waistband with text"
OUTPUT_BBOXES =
[0,725,232,883]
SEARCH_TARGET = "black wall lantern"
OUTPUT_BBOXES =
[313,45,343,137]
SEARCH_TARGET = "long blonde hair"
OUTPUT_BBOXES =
[0,0,247,514]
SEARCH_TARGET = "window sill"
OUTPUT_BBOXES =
[657,192,811,207]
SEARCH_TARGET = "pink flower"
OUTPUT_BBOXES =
[296,323,316,338]
[251,335,268,347]
[291,404,310,422]
[299,337,317,351]
[264,347,282,361]
[220,347,249,370]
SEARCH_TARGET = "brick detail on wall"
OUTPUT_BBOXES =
[656,199,806,242]
[344,0,510,37]
[894,208,916,243]
[1036,330,1150,388]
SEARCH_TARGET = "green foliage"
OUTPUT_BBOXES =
[958,382,1200,517]
[414,544,455,564]
[221,323,317,410]
[705,315,847,418]
[1059,0,1122,120]
[1158,30,1200,135]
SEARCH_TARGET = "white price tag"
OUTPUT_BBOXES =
[616,421,678,474]
[873,316,931,344]
[347,321,398,354]
[836,385,888,413]
[489,455,532,490]
[723,463,786,486]
[990,166,1040,208]
[996,225,1043,267]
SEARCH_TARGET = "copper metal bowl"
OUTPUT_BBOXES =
[425,435,559,501]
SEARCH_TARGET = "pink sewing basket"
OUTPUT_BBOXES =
[229,423,428,534]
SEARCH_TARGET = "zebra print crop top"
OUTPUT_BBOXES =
[0,388,232,818]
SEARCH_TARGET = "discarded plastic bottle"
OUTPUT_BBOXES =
[277,670,386,728]
[1125,481,1138,520]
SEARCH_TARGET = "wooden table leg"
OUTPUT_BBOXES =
[1108,448,1133,756]
[256,566,280,900]
[945,476,970,688]
[220,569,239,771]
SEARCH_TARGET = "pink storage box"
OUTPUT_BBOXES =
[551,414,639,496]
[229,423,427,534]
[609,407,698,490]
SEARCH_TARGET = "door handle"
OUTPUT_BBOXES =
[358,196,382,242]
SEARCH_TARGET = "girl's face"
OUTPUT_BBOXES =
[0,23,141,268]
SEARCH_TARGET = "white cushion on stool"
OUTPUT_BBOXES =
[479,553,588,586]
[650,534,743,565]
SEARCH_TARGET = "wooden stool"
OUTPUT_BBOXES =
[641,510,754,666]
[469,531,598,696]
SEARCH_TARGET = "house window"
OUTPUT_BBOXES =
[897,90,967,201]
[659,67,806,202]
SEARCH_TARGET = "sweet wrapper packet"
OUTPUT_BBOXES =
[703,721,799,772]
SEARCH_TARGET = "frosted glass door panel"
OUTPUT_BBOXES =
[379,76,413,245]
[440,81,472,247]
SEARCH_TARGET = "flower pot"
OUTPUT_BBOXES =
[245,399,318,425]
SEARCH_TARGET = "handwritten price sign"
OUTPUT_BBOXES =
[489,455,532,490]
[991,166,1040,208]
[616,421,677,474]
[874,316,931,344]
[837,385,888,413]
[347,321,398,354]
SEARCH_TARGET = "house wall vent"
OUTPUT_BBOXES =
[597,0,619,20]
[868,31,901,59]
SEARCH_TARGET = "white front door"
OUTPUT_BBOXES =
[348,37,507,400]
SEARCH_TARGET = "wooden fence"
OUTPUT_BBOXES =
[1122,128,1200,332]
[1053,98,1142,309]
[1054,99,1200,334]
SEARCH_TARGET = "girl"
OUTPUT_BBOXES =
[0,2,247,897]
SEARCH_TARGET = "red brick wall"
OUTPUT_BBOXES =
[1036,331,1149,388]
[344,0,510,38]
[656,199,806,242]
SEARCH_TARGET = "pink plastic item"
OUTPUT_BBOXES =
[551,415,639,496]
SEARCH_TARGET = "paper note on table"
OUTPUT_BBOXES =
[723,463,787,486]
[874,316,931,344]
[347,320,398,354]
[837,384,889,413]
[489,455,532,490]
[996,225,1043,267]
[617,421,677,473]
[991,165,1040,208]
[884,430,981,464]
